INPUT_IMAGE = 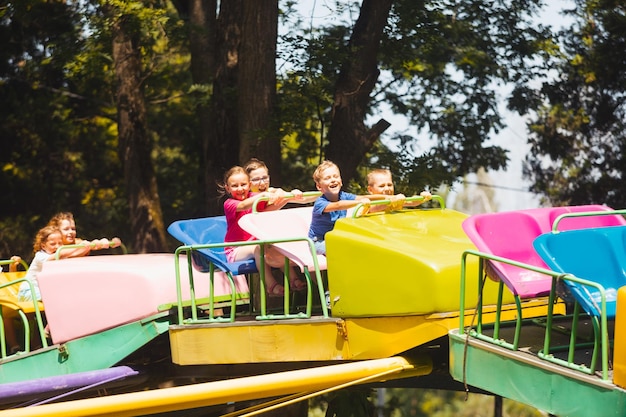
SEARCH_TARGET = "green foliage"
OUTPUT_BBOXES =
[517,0,626,207]
[0,0,198,257]
[277,0,551,193]
[309,388,546,417]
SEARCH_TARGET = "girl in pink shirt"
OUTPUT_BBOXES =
[221,166,289,296]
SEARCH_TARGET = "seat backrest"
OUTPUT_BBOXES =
[463,209,554,298]
[0,271,43,314]
[549,205,626,231]
[238,207,327,272]
[462,205,626,299]
[533,226,626,318]
[167,217,257,275]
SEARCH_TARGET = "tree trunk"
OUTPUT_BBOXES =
[325,0,393,183]
[111,12,168,253]
[177,0,222,215]
[238,0,281,183]
[208,0,244,214]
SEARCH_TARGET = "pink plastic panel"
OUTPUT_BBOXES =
[462,205,625,298]
[37,254,248,344]
[238,207,327,272]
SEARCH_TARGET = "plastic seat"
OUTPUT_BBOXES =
[238,207,326,272]
[167,216,257,275]
[462,205,625,298]
[533,226,626,318]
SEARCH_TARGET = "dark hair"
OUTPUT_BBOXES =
[243,158,268,175]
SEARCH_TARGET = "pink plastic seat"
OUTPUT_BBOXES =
[462,205,626,298]
[238,207,326,272]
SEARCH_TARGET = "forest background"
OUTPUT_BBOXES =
[1,1,624,415]
[1,0,625,262]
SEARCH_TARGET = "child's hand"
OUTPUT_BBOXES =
[9,256,22,272]
[290,189,304,200]
[110,237,122,248]
[267,189,287,206]
[420,191,432,201]
[355,197,371,216]
[388,194,406,211]
[91,238,109,250]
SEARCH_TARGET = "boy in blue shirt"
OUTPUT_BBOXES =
[308,160,387,255]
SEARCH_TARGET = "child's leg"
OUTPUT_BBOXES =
[252,246,284,296]
[3,316,20,353]
[264,247,306,290]
[314,240,326,256]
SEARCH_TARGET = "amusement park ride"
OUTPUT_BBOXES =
[1,194,626,416]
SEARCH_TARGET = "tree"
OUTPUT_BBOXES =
[174,0,280,215]
[279,0,553,194]
[517,0,626,208]
[109,3,168,253]
[324,0,394,182]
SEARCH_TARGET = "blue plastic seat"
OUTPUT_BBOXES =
[533,226,626,318]
[167,217,257,275]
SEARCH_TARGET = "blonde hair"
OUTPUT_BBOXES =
[312,160,338,184]
[33,225,61,254]
[48,212,75,228]
[366,169,392,186]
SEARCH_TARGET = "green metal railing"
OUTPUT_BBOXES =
[251,191,321,213]
[551,209,626,233]
[459,249,611,381]
[0,259,48,358]
[351,194,445,217]
[54,241,128,260]
[173,236,328,325]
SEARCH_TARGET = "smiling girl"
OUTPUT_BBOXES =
[221,166,290,296]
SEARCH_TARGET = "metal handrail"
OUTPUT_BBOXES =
[0,276,48,357]
[460,249,611,381]
[251,191,321,213]
[551,209,626,233]
[173,236,328,324]
[351,194,445,218]
[54,241,128,260]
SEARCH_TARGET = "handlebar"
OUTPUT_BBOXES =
[351,194,445,218]
[252,191,322,213]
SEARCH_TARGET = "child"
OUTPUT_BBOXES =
[221,166,304,296]
[243,159,310,289]
[308,161,388,255]
[17,225,65,302]
[244,158,317,204]
[366,168,432,212]
[48,212,123,256]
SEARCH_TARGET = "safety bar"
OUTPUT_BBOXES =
[551,209,626,233]
[351,194,445,218]
[252,191,321,213]
[0,258,29,272]
[0,277,48,358]
[54,241,128,260]
[173,236,328,324]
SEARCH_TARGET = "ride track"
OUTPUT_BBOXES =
[1,196,625,416]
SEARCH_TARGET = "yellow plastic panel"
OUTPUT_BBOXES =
[614,286,626,388]
[326,209,513,317]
